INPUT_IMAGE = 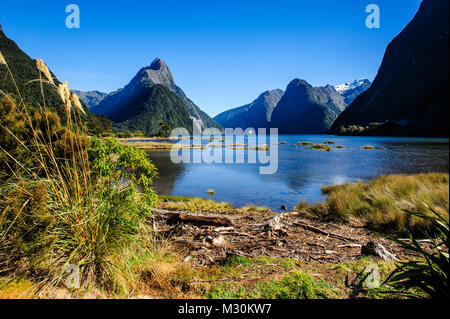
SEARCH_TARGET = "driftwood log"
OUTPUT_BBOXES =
[153,208,234,227]
[294,221,356,242]
[361,240,399,261]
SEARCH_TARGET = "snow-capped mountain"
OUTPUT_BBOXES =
[335,79,371,106]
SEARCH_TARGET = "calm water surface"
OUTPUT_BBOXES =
[141,135,449,211]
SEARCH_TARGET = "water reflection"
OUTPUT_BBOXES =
[146,135,449,210]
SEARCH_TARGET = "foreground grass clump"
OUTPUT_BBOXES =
[0,55,160,296]
[296,173,449,235]
[207,272,335,299]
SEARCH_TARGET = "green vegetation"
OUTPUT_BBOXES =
[159,122,172,138]
[0,57,159,296]
[207,272,335,299]
[337,121,406,136]
[158,197,234,214]
[296,173,449,235]
[384,208,449,298]
[112,85,194,136]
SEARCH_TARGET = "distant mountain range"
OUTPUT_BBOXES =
[214,89,284,131]
[329,0,449,136]
[3,0,446,138]
[215,78,368,133]
[72,90,108,109]
[334,79,371,105]
[270,79,346,134]
[90,58,221,135]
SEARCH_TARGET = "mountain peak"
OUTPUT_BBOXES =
[133,57,175,89]
[287,79,312,91]
[149,58,167,71]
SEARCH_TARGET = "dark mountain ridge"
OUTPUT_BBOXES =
[214,89,284,129]
[270,79,345,134]
[329,0,449,136]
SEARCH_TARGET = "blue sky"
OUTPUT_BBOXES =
[1,0,422,116]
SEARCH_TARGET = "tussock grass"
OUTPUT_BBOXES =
[312,144,332,150]
[250,144,270,151]
[360,145,375,150]
[296,142,313,146]
[0,53,160,296]
[239,205,272,213]
[157,197,272,215]
[157,197,234,214]
[296,173,449,235]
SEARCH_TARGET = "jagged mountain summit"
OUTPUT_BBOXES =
[92,58,221,133]
[270,79,345,134]
[334,79,371,105]
[73,90,108,109]
[214,89,284,130]
[329,0,449,136]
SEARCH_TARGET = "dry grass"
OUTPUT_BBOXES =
[297,173,449,235]
[311,144,332,150]
[157,197,273,215]
[119,140,188,150]
[296,142,313,146]
[360,145,375,150]
[157,197,234,214]
[250,144,270,151]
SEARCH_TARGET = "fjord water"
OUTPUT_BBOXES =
[146,135,449,211]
